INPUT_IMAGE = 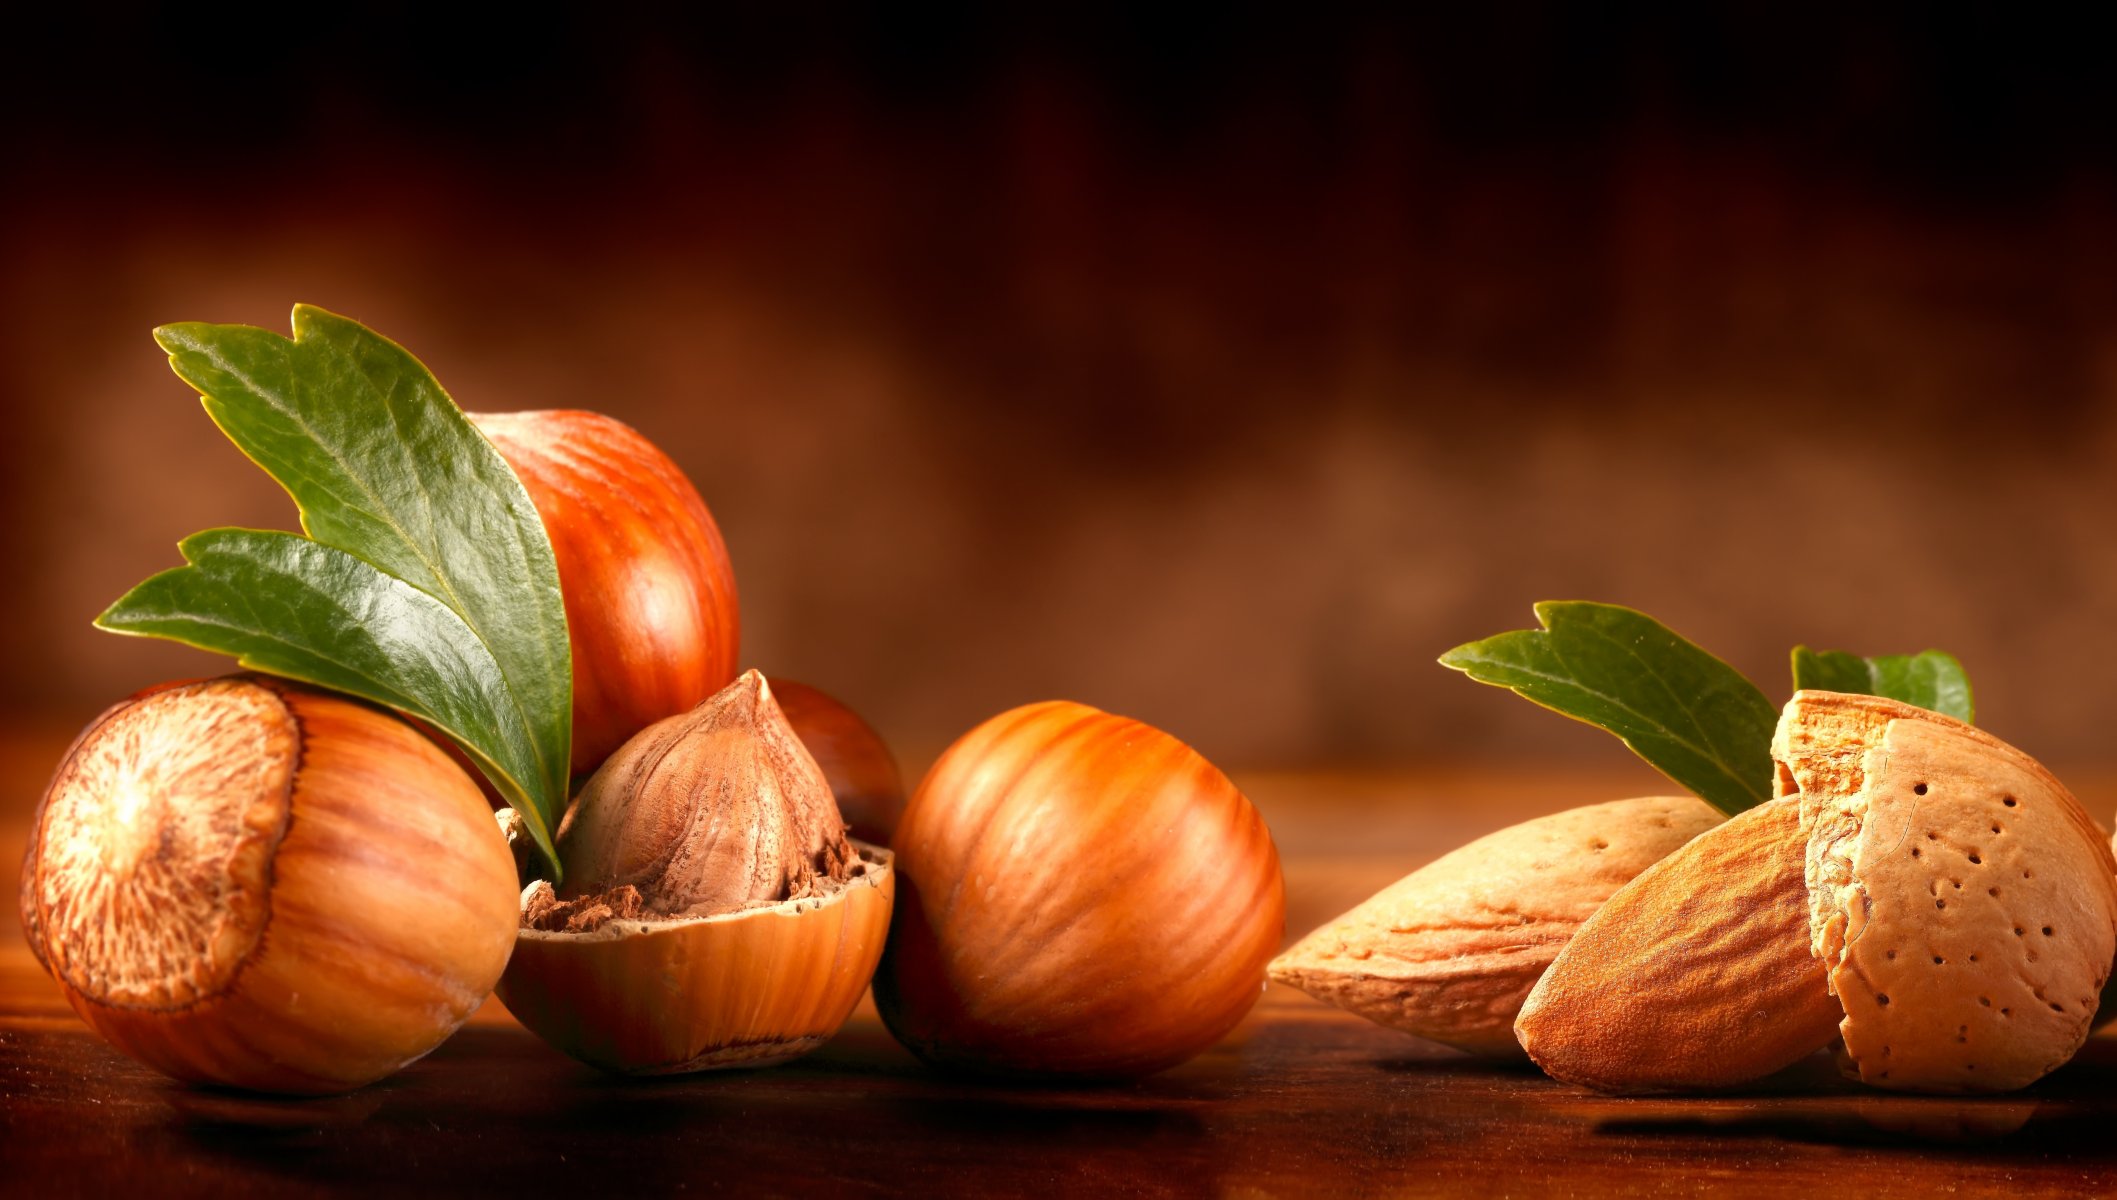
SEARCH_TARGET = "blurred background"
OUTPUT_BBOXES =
[6,7,2117,776]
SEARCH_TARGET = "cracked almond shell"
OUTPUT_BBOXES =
[496,845,893,1074]
[1268,795,1721,1056]
[1776,690,2117,1093]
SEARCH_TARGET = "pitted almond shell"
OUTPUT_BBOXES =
[1775,691,2117,1093]
[1269,795,1721,1056]
[497,845,893,1074]
[1514,798,1842,1093]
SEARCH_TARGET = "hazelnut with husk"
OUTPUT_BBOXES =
[496,670,893,1074]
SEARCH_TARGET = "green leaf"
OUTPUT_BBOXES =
[1791,647,1975,724]
[1439,602,1778,816]
[101,305,571,875]
[97,529,560,869]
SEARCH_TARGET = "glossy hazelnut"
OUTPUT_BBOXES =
[874,700,1285,1078]
[474,410,740,773]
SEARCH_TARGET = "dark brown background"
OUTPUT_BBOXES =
[6,8,2117,777]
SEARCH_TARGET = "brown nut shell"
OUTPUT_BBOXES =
[772,679,906,846]
[497,845,893,1074]
[1268,795,1721,1056]
[474,410,741,773]
[875,700,1284,1079]
[19,676,519,1094]
[1514,798,1841,1093]
[1777,690,2117,1093]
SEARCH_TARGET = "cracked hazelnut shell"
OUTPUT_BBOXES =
[18,676,519,1094]
[474,409,739,773]
[497,847,893,1074]
[495,671,892,1074]
[874,700,1285,1079]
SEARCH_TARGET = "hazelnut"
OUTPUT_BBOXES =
[772,679,906,845]
[18,676,519,1094]
[874,701,1285,1079]
[473,410,740,773]
[495,670,892,1074]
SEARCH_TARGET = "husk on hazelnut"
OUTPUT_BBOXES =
[496,670,893,1074]
[18,675,520,1095]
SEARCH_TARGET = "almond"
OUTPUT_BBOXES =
[1268,795,1720,1056]
[1775,690,2117,1092]
[1513,798,1842,1092]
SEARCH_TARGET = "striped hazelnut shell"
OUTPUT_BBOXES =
[496,845,893,1074]
[18,676,519,1094]
[874,700,1285,1079]
[474,409,740,773]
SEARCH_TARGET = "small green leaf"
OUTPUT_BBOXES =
[97,529,560,868]
[1440,602,1778,816]
[1791,647,1975,724]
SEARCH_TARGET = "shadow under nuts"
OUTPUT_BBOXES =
[496,670,892,1074]
[18,675,519,1094]
[874,700,1284,1079]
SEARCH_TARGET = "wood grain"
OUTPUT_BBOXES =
[7,731,2117,1196]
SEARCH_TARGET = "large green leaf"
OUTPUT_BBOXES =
[1439,602,1778,815]
[1791,647,1975,724]
[98,529,559,868]
[99,305,571,874]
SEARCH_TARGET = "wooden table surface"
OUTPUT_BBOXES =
[6,731,2117,1198]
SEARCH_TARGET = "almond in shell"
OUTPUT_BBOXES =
[1513,797,1842,1092]
[1776,690,2117,1093]
[1269,795,1720,1056]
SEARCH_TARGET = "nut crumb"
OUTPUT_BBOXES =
[523,881,647,933]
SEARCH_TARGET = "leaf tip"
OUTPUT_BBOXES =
[150,322,201,357]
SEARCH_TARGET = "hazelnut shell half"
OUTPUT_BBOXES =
[496,844,893,1074]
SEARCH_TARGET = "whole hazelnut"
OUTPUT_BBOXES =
[874,700,1285,1079]
[473,410,739,773]
[18,676,519,1094]
[771,679,906,845]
